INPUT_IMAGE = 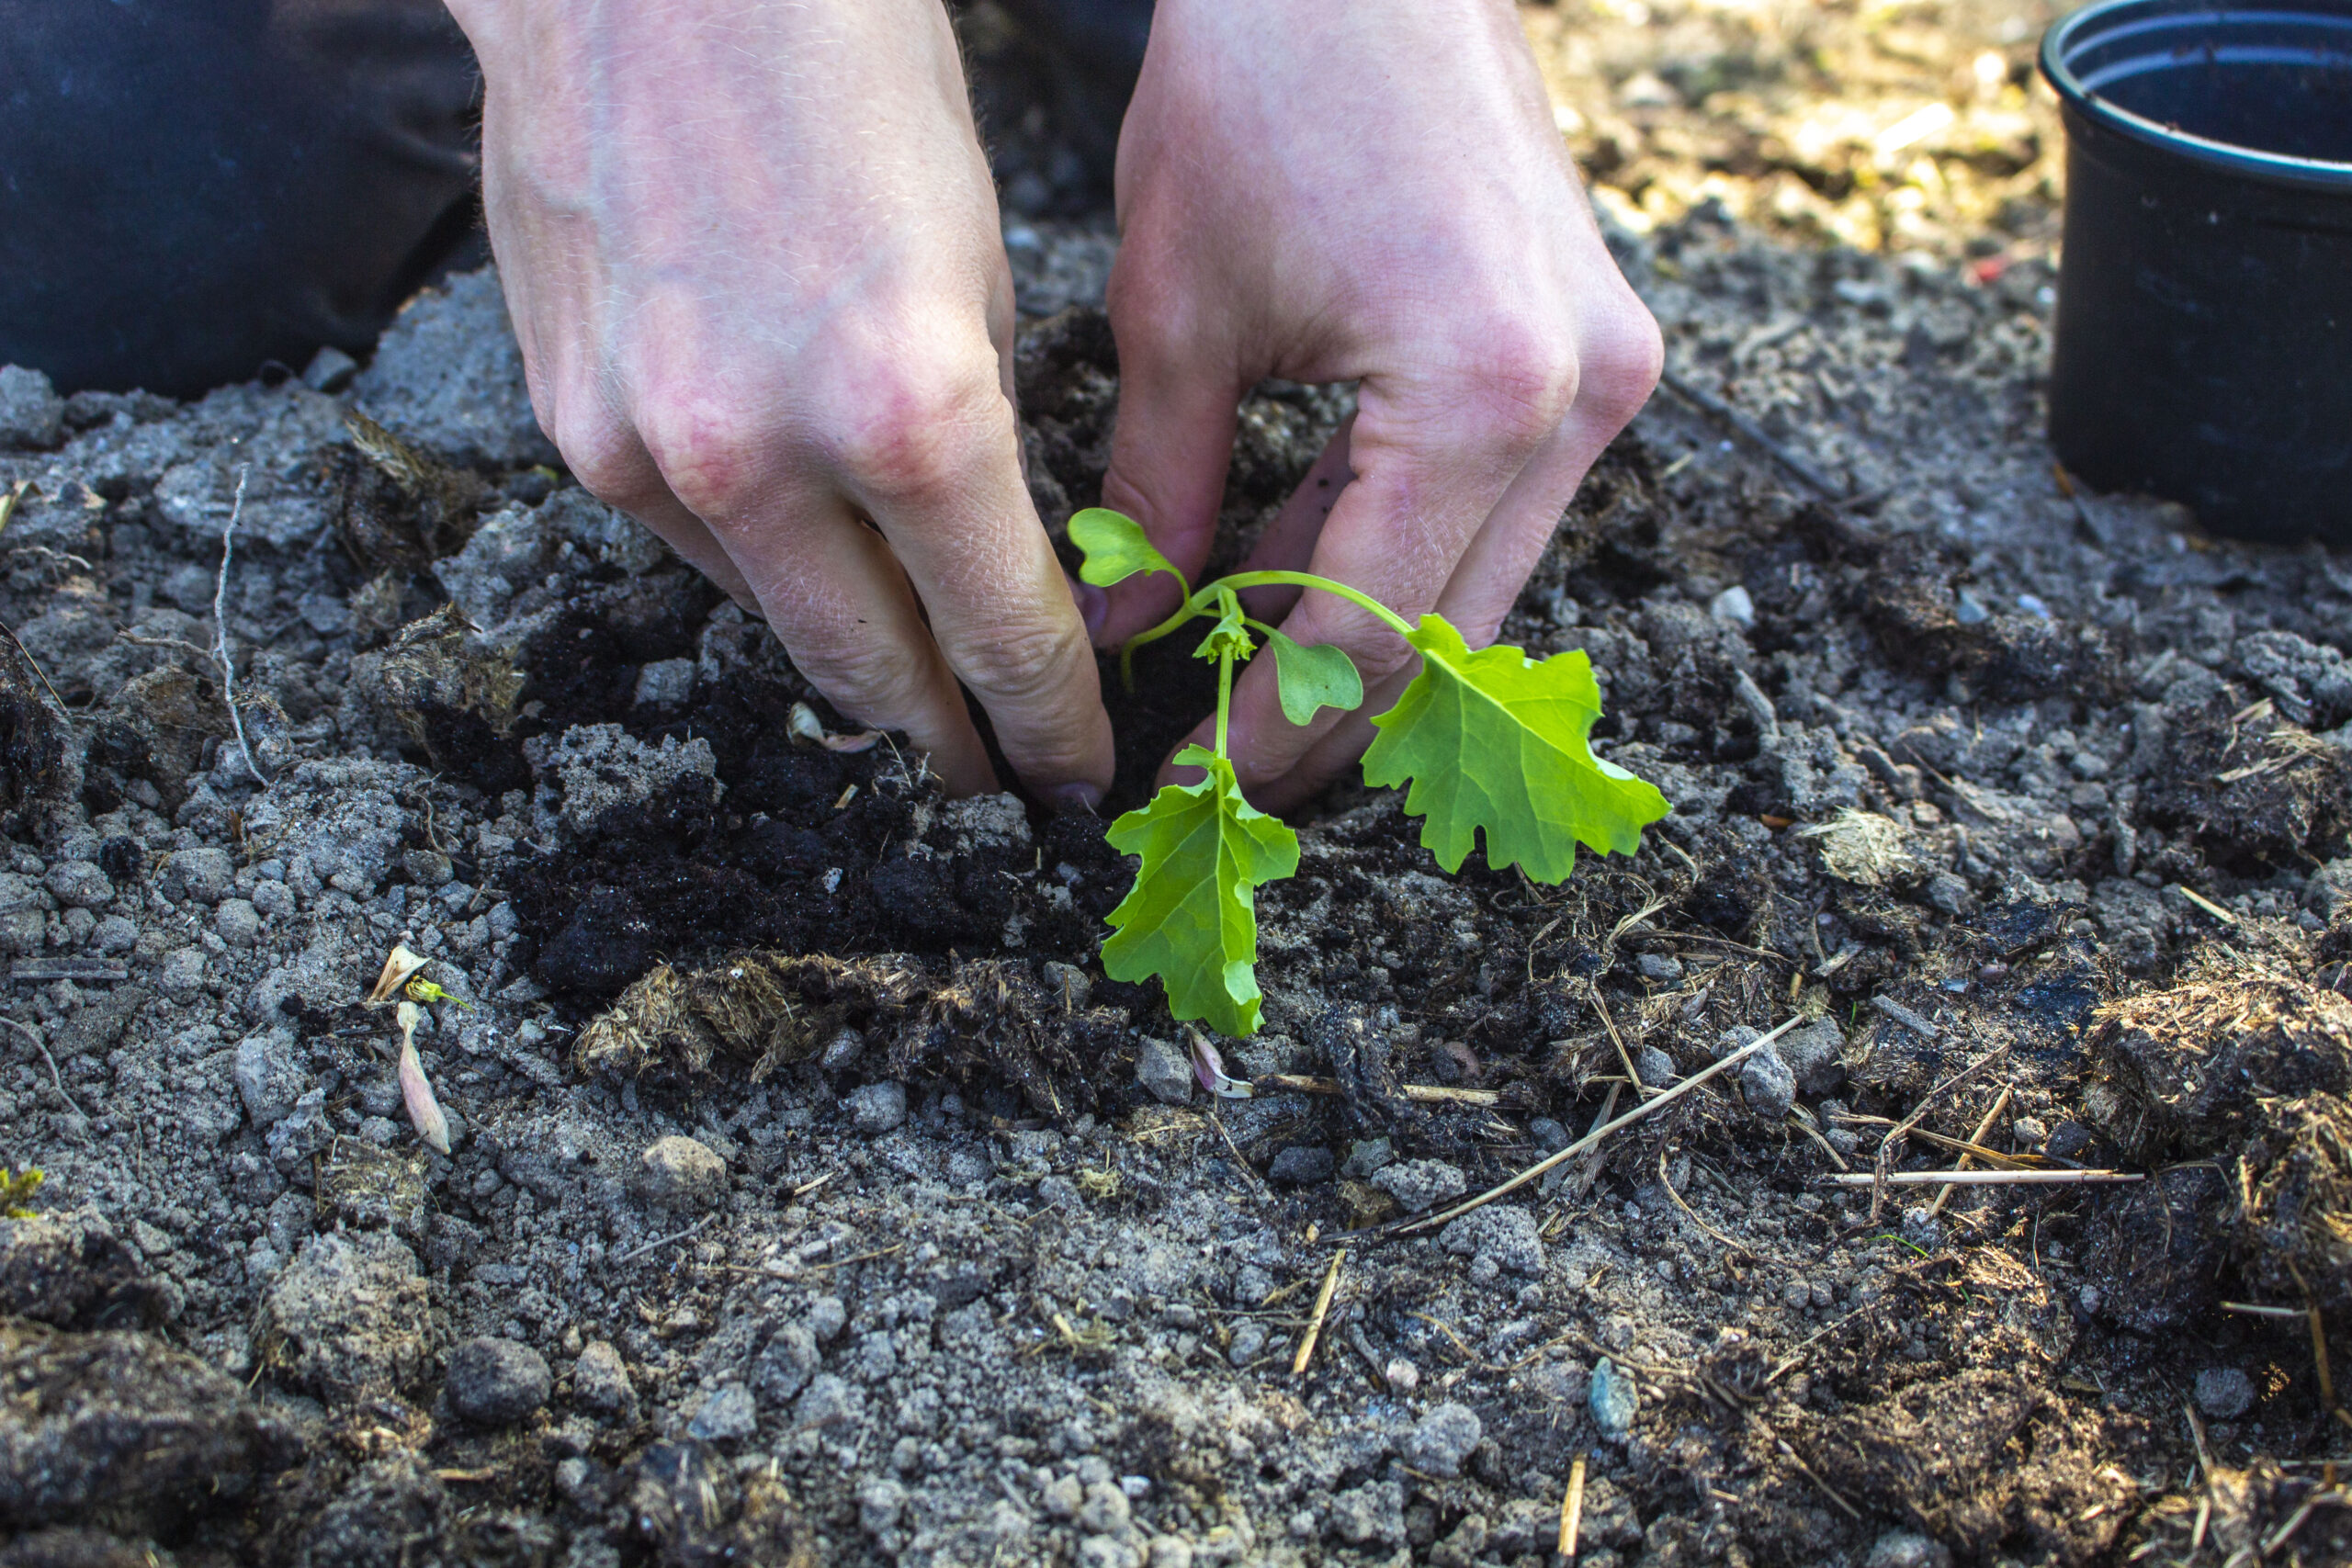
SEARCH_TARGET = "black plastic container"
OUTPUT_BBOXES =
[2041,1,2352,545]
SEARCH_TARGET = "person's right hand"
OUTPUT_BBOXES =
[443,0,1114,807]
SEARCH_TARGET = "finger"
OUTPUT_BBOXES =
[1093,315,1245,647]
[1233,413,1355,627]
[723,493,1002,795]
[842,358,1115,807]
[1221,352,1656,813]
[1193,365,1572,802]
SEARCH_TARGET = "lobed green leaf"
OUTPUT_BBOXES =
[1361,615,1669,882]
[1101,744,1300,1037]
[1069,507,1184,591]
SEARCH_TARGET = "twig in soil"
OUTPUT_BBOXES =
[0,1017,89,1138]
[2221,1300,2311,1319]
[1826,1168,2140,1187]
[1784,1109,1849,1172]
[1867,994,1943,1039]
[2172,884,2240,925]
[1395,1016,1803,1235]
[1773,1436,1862,1521]
[1865,1041,2013,1223]
[1765,1298,1883,1387]
[1251,1074,1500,1107]
[1591,984,1651,1100]
[1928,1086,2013,1217]
[1292,1248,1345,1376]
[1572,1082,1624,1199]
[1657,368,1851,501]
[2292,1263,2340,1423]
[614,1213,715,1264]
[1658,1145,1751,1263]
[1559,1454,1588,1562]
[209,466,268,784]
[2263,1489,2352,1556]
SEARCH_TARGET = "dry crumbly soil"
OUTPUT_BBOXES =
[5,8,2352,1568]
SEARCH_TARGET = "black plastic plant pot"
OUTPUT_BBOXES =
[2041,0,2352,546]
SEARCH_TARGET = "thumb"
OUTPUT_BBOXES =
[1092,346,1240,647]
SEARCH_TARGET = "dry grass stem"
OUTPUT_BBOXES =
[210,465,269,784]
[1866,1041,2014,1222]
[1826,1168,2140,1187]
[1397,1015,1802,1235]
[1928,1086,2013,1216]
[1659,1146,1749,1260]
[613,1213,715,1264]
[1292,1248,1345,1376]
[1559,1453,1588,1561]
[2173,884,2239,924]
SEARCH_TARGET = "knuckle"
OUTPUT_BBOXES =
[548,399,649,505]
[946,614,1091,705]
[1469,322,1582,446]
[1580,302,1666,425]
[636,393,766,520]
[831,361,1006,506]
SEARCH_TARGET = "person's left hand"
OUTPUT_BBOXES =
[1091,0,1663,813]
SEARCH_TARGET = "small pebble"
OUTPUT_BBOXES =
[1635,1046,1679,1087]
[639,1134,726,1209]
[1864,1530,1952,1568]
[1383,1357,1420,1393]
[1709,584,1756,626]
[1635,952,1684,982]
[844,1079,908,1134]
[1135,1036,1193,1105]
[1267,1145,1334,1184]
[687,1380,759,1441]
[1403,1402,1483,1478]
[446,1336,552,1424]
[1589,1357,1638,1438]
[1740,1044,1796,1122]
[2195,1366,2256,1420]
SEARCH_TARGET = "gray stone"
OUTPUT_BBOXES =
[1589,1357,1637,1438]
[1267,1145,1334,1185]
[753,1324,820,1404]
[844,1079,908,1134]
[1528,1118,1571,1154]
[859,1477,909,1536]
[638,1135,725,1209]
[1634,953,1683,982]
[1741,1043,1797,1122]
[793,1371,864,1430]
[232,1026,306,1127]
[1863,1530,1952,1568]
[446,1336,551,1424]
[0,366,63,450]
[1634,1046,1679,1087]
[1042,1472,1084,1518]
[213,897,261,948]
[1079,1480,1132,1535]
[571,1340,634,1414]
[160,847,236,905]
[350,266,559,467]
[1403,1402,1483,1479]
[2195,1366,2256,1420]
[1136,1036,1193,1105]
[632,658,695,709]
[1438,1205,1546,1276]
[808,1295,848,1343]
[1925,870,1973,916]
[157,947,208,1001]
[301,344,359,393]
[1341,1137,1395,1177]
[1776,1018,1847,1094]
[90,915,138,955]
[1369,1159,1466,1213]
[686,1380,758,1441]
[42,861,113,909]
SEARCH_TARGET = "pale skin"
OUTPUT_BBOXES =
[444,0,1662,814]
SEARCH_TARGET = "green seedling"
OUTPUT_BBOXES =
[1071,507,1669,1038]
[1,1166,43,1218]
[404,977,470,1010]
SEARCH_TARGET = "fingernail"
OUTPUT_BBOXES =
[1071,579,1109,641]
[1049,781,1103,815]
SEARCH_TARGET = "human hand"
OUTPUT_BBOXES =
[1094,0,1662,813]
[445,0,1113,805]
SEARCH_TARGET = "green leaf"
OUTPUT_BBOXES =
[1069,507,1185,591]
[1361,615,1668,882]
[1193,592,1254,664]
[1101,744,1300,1037]
[1263,627,1363,726]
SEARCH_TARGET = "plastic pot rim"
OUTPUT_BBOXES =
[2041,0,2352,195]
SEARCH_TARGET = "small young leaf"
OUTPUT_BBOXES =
[1101,744,1300,1037]
[1069,507,1185,591]
[1361,615,1668,882]
[1264,628,1363,725]
[1193,593,1255,664]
